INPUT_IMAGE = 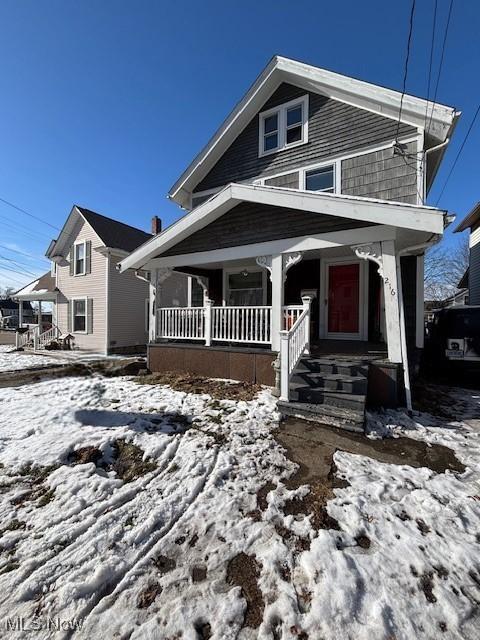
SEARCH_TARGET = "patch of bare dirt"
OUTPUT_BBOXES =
[283,481,340,531]
[192,566,207,583]
[138,371,262,401]
[227,552,264,629]
[67,446,103,466]
[137,582,162,609]
[153,555,176,575]
[109,439,156,482]
[193,621,212,639]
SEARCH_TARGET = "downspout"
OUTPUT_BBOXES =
[423,138,450,197]
[396,234,442,412]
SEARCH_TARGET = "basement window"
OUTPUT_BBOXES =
[259,95,308,157]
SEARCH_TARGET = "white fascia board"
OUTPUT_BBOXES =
[231,184,445,234]
[118,185,238,272]
[145,225,398,269]
[119,183,445,272]
[168,55,457,206]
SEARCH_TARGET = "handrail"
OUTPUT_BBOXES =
[280,296,312,401]
[36,325,60,349]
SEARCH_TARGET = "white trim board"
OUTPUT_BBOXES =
[168,55,459,208]
[118,183,445,272]
[144,225,397,270]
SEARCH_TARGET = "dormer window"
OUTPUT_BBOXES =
[259,95,308,157]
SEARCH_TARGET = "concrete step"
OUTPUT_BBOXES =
[290,371,368,394]
[296,357,369,378]
[278,400,365,433]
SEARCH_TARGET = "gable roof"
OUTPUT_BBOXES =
[76,207,152,252]
[46,206,152,258]
[119,183,446,272]
[169,55,459,208]
[14,272,56,296]
[454,202,480,232]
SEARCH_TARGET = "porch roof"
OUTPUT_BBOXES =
[14,272,57,301]
[118,183,446,273]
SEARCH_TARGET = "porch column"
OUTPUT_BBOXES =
[18,301,23,328]
[271,254,284,351]
[153,268,173,343]
[352,241,402,363]
[38,300,43,334]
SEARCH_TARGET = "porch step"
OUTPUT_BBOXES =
[295,357,369,377]
[279,355,369,432]
[277,400,365,433]
[290,372,368,394]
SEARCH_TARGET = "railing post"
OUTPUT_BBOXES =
[33,327,38,350]
[301,295,312,355]
[279,330,290,401]
[204,299,213,346]
[15,331,19,349]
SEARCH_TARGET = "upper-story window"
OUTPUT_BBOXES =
[305,165,335,193]
[258,95,308,157]
[74,241,86,276]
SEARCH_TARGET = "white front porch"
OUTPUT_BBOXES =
[149,239,408,401]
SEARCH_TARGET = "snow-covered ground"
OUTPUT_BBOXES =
[0,375,479,639]
[0,345,128,372]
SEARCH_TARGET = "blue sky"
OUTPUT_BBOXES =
[0,0,478,290]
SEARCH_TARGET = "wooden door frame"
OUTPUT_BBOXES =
[319,256,369,341]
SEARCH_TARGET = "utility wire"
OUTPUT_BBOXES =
[424,0,438,128]
[0,196,60,232]
[435,103,480,205]
[427,0,454,133]
[0,262,40,279]
[0,254,38,278]
[395,0,416,142]
[0,243,49,264]
[0,213,52,240]
[0,220,52,245]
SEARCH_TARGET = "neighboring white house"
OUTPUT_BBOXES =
[14,206,189,354]
[455,202,480,305]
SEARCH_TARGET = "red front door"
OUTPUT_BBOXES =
[327,263,360,334]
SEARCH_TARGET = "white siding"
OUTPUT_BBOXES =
[108,256,149,351]
[56,218,107,352]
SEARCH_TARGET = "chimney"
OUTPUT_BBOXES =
[151,215,162,235]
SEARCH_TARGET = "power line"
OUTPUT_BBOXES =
[0,262,40,280]
[0,212,52,240]
[427,0,454,133]
[395,0,416,142]
[0,220,52,245]
[0,255,38,278]
[0,243,49,264]
[0,271,26,287]
[0,196,60,232]
[435,103,480,205]
[424,0,438,129]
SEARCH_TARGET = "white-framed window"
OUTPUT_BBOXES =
[72,298,87,333]
[224,268,267,306]
[257,159,341,194]
[305,164,336,193]
[258,95,309,157]
[74,241,86,276]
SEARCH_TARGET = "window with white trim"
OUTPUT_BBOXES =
[72,298,86,332]
[305,165,335,193]
[259,95,308,157]
[74,242,86,276]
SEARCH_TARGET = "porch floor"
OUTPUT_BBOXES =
[310,340,387,361]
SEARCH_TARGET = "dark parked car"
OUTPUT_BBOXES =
[425,307,480,369]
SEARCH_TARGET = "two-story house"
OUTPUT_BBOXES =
[14,206,189,354]
[119,56,459,429]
